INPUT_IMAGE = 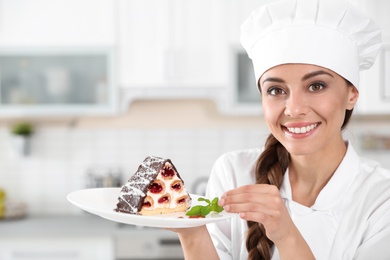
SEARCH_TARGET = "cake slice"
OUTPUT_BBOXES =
[115,156,191,215]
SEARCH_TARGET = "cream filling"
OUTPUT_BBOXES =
[141,167,190,213]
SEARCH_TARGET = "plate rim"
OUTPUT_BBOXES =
[67,187,234,228]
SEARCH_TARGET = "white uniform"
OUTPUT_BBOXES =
[206,143,390,259]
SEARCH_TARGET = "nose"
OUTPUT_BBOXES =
[284,91,310,117]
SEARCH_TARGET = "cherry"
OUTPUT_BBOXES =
[158,195,170,204]
[171,182,182,191]
[149,182,163,193]
[162,168,175,178]
[143,201,151,207]
[142,196,153,208]
[177,198,186,204]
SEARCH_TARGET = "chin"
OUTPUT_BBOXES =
[283,143,317,157]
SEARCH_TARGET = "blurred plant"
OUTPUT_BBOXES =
[10,122,34,156]
[11,122,34,136]
[0,188,5,202]
[0,188,5,219]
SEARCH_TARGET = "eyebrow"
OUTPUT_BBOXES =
[261,77,285,86]
[302,70,334,81]
[261,70,334,86]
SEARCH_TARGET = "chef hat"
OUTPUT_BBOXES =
[240,0,382,87]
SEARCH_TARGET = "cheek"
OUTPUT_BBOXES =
[315,99,346,125]
[262,101,281,127]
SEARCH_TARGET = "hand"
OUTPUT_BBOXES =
[218,184,293,244]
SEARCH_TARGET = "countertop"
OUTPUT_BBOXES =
[0,215,178,238]
[0,215,184,260]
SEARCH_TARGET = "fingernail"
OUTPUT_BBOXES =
[218,198,225,206]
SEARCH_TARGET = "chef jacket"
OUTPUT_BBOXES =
[206,143,390,259]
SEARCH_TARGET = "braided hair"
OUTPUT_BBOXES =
[246,134,289,259]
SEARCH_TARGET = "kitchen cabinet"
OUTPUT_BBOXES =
[0,48,117,117]
[117,0,272,114]
[0,0,269,116]
[227,46,262,115]
[0,0,117,117]
[117,0,228,88]
[117,0,232,112]
[223,0,274,115]
[0,0,115,48]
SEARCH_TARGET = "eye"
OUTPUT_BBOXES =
[308,82,326,92]
[267,87,286,96]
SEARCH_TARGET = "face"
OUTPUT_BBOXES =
[259,64,359,157]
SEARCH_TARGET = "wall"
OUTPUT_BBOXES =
[0,99,389,216]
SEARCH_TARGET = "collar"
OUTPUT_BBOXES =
[280,142,360,211]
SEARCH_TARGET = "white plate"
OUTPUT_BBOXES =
[67,187,233,228]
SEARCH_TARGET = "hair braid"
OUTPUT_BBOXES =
[246,134,289,260]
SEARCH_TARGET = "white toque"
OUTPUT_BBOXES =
[240,0,382,87]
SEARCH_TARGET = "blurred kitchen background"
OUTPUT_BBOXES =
[0,0,389,259]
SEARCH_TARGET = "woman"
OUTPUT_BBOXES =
[175,0,390,259]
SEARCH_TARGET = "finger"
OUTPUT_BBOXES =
[218,184,276,206]
[239,211,269,223]
[222,184,279,197]
[220,189,281,208]
[224,200,280,217]
[220,192,270,206]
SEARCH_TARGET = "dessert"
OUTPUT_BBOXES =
[115,156,191,215]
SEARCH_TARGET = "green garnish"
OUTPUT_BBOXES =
[186,197,224,217]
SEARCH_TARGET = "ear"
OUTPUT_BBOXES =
[346,85,359,110]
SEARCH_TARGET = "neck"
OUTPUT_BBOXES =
[288,141,348,207]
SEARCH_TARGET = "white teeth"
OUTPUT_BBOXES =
[287,124,317,134]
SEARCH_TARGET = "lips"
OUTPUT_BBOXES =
[284,123,319,134]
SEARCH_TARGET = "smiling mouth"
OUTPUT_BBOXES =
[285,123,319,134]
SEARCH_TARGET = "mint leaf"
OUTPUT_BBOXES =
[186,205,203,216]
[198,197,211,204]
[186,196,224,217]
[211,203,224,213]
[200,206,212,216]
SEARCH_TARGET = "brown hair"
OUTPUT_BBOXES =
[246,80,354,259]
